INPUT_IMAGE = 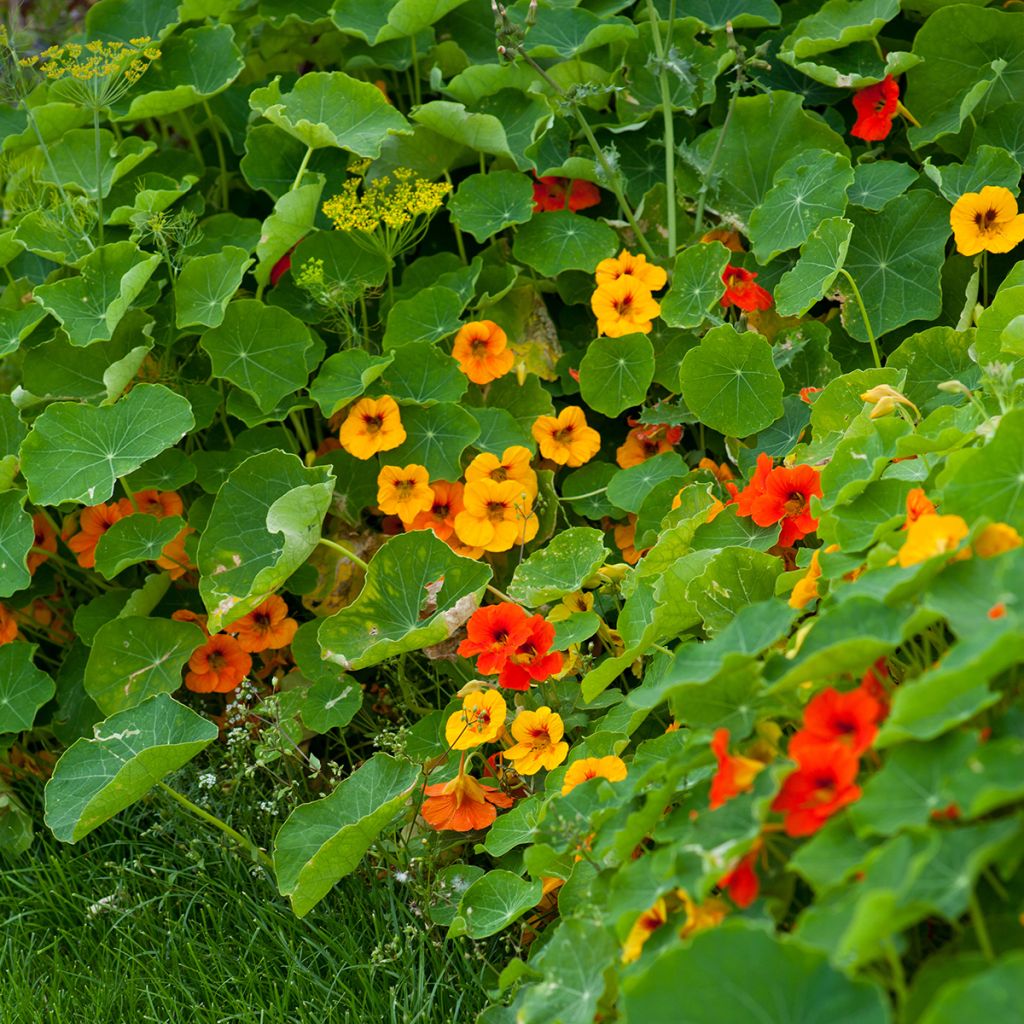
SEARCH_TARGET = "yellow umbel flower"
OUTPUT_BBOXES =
[20,37,159,98]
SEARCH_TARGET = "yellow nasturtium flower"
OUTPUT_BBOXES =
[950,186,1024,256]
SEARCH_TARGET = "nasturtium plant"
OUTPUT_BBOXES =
[4,1,1024,1021]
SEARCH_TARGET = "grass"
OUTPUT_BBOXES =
[0,773,502,1024]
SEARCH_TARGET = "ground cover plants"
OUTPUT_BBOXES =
[3,0,1024,1020]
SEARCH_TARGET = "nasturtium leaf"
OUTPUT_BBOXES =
[292,230,390,301]
[125,449,196,493]
[273,753,419,917]
[93,515,185,580]
[775,216,853,318]
[780,0,900,61]
[106,170,199,226]
[924,145,1022,205]
[33,241,161,347]
[387,402,480,481]
[253,179,323,290]
[677,0,780,29]
[44,694,218,843]
[836,191,950,343]
[886,327,980,416]
[0,491,32,599]
[918,952,1024,1024]
[686,548,783,633]
[513,211,618,277]
[679,325,784,438]
[85,0,179,42]
[622,20,724,113]
[331,0,470,42]
[175,247,253,329]
[200,300,312,412]
[197,451,334,631]
[848,162,918,212]
[377,342,466,405]
[561,462,623,520]
[249,72,410,155]
[318,531,490,671]
[578,334,655,418]
[0,301,46,358]
[749,150,853,263]
[39,129,155,199]
[508,528,608,607]
[113,25,244,120]
[941,409,1024,531]
[83,616,204,716]
[449,870,543,939]
[0,644,54,735]
[310,350,395,417]
[657,243,728,331]
[449,171,534,243]
[469,407,535,455]
[20,384,194,507]
[607,452,686,514]
[292,623,362,732]
[382,286,464,349]
[410,101,516,163]
[689,505,779,552]
[522,5,636,59]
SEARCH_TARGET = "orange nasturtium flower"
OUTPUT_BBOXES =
[66,502,125,569]
[465,446,538,498]
[788,547,824,610]
[453,478,538,552]
[184,633,252,693]
[27,513,57,574]
[0,603,18,645]
[226,594,298,653]
[616,426,675,469]
[457,603,533,674]
[720,265,773,311]
[591,275,661,336]
[421,771,513,832]
[974,522,1023,558]
[377,463,433,524]
[339,395,406,459]
[897,513,970,567]
[561,755,628,795]
[789,686,882,762]
[771,744,861,837]
[614,517,642,565]
[595,249,668,292]
[718,845,761,909]
[850,75,899,141]
[119,489,183,518]
[445,689,508,750]
[700,228,745,252]
[950,186,1024,256]
[622,897,669,964]
[903,487,937,528]
[735,454,822,547]
[156,526,195,579]
[532,406,601,467]
[709,728,765,810]
[504,706,569,775]
[498,616,564,691]
[405,480,465,542]
[451,320,515,385]
[532,176,600,213]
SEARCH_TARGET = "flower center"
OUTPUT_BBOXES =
[363,414,383,435]
[207,650,226,671]
[553,426,574,445]
[485,499,509,522]
[974,207,999,231]
[396,479,415,497]
[490,466,509,482]
[783,493,806,517]
[470,337,489,355]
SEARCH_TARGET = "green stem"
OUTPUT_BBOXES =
[982,250,989,307]
[202,100,230,209]
[291,144,314,193]
[288,410,312,453]
[409,36,422,107]
[443,170,468,265]
[646,0,676,259]
[693,95,735,240]
[567,486,607,500]
[176,110,205,178]
[318,537,370,571]
[157,782,273,871]
[884,943,907,1010]
[837,269,882,369]
[93,106,105,246]
[968,890,995,961]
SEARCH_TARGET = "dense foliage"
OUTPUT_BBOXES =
[3,0,1024,1020]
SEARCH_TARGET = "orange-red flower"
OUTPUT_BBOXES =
[498,615,563,691]
[405,480,465,542]
[788,686,881,762]
[184,633,252,693]
[616,426,676,469]
[851,75,899,142]
[451,320,515,385]
[226,595,297,653]
[859,659,890,718]
[421,771,513,831]
[339,395,406,460]
[66,502,125,569]
[119,489,184,519]
[736,456,822,546]
[532,406,601,467]
[0,602,18,645]
[718,844,761,908]
[720,265,772,311]
[709,728,765,810]
[156,526,195,579]
[771,744,862,837]
[532,176,600,213]
[458,603,533,676]
[903,487,936,528]
[614,517,642,564]
[27,513,57,574]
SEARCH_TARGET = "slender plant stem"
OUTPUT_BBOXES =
[646,0,676,259]
[968,890,995,961]
[288,410,312,452]
[566,486,607,500]
[93,106,105,246]
[884,943,907,1010]
[693,97,735,240]
[443,170,469,265]
[202,100,230,209]
[291,144,314,192]
[837,268,882,369]
[157,782,273,871]
[318,536,370,571]
[409,36,422,107]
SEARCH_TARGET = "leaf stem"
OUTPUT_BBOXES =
[837,268,882,369]
[968,890,996,961]
[93,106,105,246]
[291,144,314,193]
[317,536,370,571]
[565,486,607,500]
[202,100,230,209]
[646,0,676,259]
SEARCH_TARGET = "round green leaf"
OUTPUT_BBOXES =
[449,171,535,244]
[331,0,472,44]
[606,452,687,514]
[175,246,253,329]
[919,953,1024,1024]
[448,870,543,940]
[310,350,395,417]
[0,644,54,735]
[513,211,618,277]
[775,216,853,318]
[84,616,204,715]
[93,514,185,580]
[849,162,917,211]
[660,242,730,329]
[273,752,420,917]
[383,286,464,349]
[43,693,218,843]
[377,342,467,405]
[387,402,480,480]
[0,491,32,599]
[679,325,784,437]
[508,527,609,607]
[20,384,195,507]
[39,129,155,199]
[685,547,783,633]
[678,0,780,29]
[578,334,655,418]
[292,230,390,301]
[253,180,323,290]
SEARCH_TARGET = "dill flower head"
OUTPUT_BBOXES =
[20,37,160,106]
[322,170,451,236]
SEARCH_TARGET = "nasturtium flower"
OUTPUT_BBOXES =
[226,595,297,653]
[789,548,823,610]
[950,186,1024,256]
[532,406,601,467]
[771,745,861,837]
[458,603,533,675]
[860,383,918,420]
[421,771,513,832]
[595,249,668,292]
[974,522,1023,559]
[499,616,564,691]
[614,517,642,565]
[590,276,661,336]
[453,478,538,552]
[465,446,538,498]
[0,603,18,645]
[788,686,882,762]
[445,689,508,750]
[547,590,594,623]
[903,487,936,528]
[339,395,406,460]
[700,227,745,252]
[897,513,969,567]
[561,754,628,795]
[156,526,195,580]
[451,320,515,385]
[850,75,899,141]
[27,513,57,575]
[185,633,251,693]
[718,843,761,909]
[735,455,822,547]
[505,706,569,774]
[616,426,675,469]
[697,457,734,484]
[720,265,772,311]
[621,898,668,964]
[119,489,183,519]
[678,890,728,939]
[67,502,124,569]
[377,463,433,525]
[405,480,464,542]
[709,728,765,810]
[532,175,600,213]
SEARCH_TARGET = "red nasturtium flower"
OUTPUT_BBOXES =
[532,175,601,213]
[27,513,57,574]
[788,686,882,762]
[457,603,533,675]
[227,594,298,653]
[421,771,513,832]
[718,842,761,908]
[771,744,862,837]
[185,633,252,693]
[67,502,125,569]
[498,616,564,691]
[736,454,822,546]
[720,265,773,311]
[859,659,891,718]
[709,728,765,810]
[851,75,899,142]
[903,487,937,529]
[0,603,18,645]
